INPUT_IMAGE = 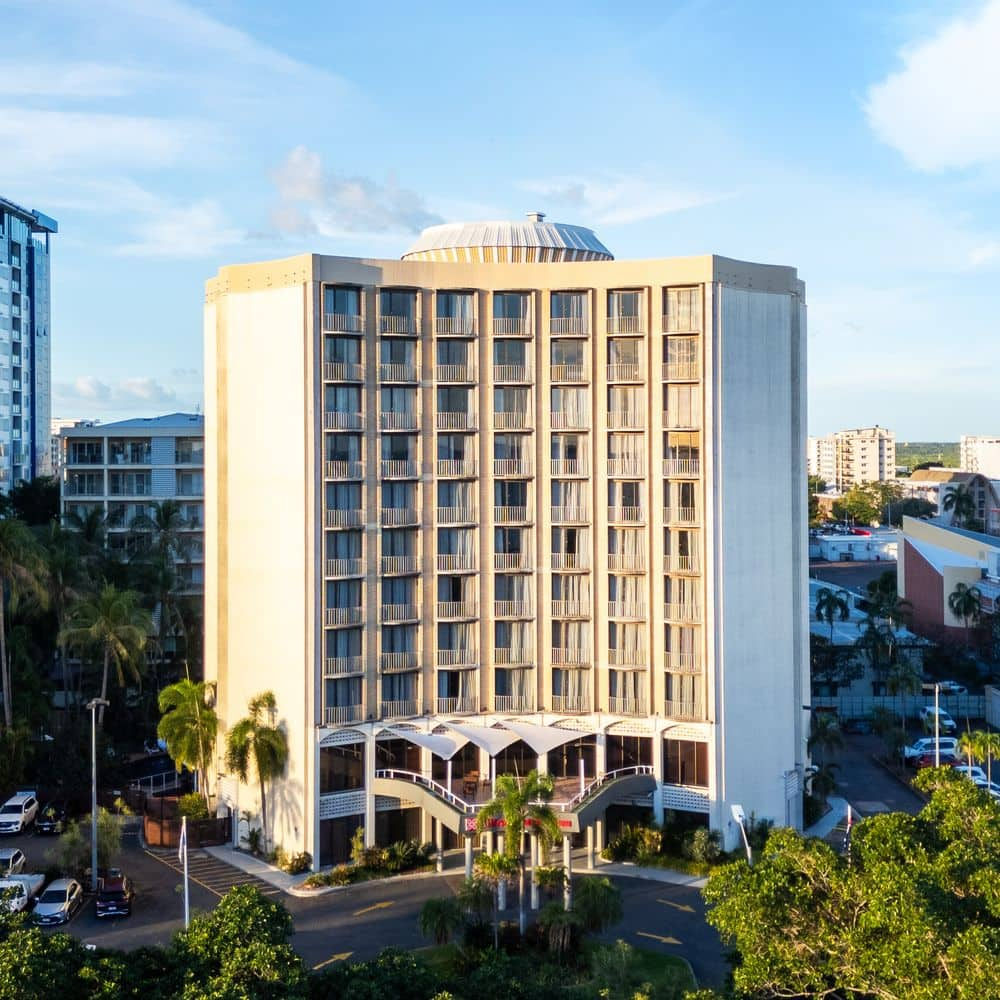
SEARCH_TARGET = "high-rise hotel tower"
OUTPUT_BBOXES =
[205,216,808,868]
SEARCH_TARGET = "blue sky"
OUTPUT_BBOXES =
[2,0,998,437]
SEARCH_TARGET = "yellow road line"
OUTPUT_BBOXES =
[637,930,682,945]
[313,951,353,969]
[352,900,394,917]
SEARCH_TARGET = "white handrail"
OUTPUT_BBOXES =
[558,765,654,811]
[374,768,476,813]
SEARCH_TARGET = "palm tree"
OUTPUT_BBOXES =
[958,729,978,772]
[855,615,895,678]
[418,896,465,945]
[224,691,289,853]
[885,656,921,730]
[942,485,976,529]
[947,583,982,648]
[62,506,108,568]
[158,677,219,808]
[815,587,850,642]
[130,500,193,565]
[807,762,839,805]
[0,518,47,728]
[59,584,151,727]
[472,851,518,949]
[475,769,561,935]
[807,713,844,764]
[38,523,86,712]
[572,875,623,934]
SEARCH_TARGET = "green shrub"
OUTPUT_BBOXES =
[176,793,209,820]
[276,849,312,875]
[682,827,721,864]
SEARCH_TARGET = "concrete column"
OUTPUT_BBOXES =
[595,730,607,777]
[498,873,507,911]
[595,817,604,853]
[652,785,665,826]
[562,836,572,910]
[651,726,665,825]
[537,750,548,775]
[530,833,539,910]
[465,836,473,879]
[497,833,505,856]
[486,830,495,855]
[364,728,377,847]
[586,824,595,870]
[435,817,444,873]
[420,808,432,845]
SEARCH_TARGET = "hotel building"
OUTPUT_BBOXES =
[205,216,809,867]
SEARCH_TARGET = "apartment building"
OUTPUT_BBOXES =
[960,436,1000,480]
[0,197,56,484]
[60,413,204,591]
[807,435,836,484]
[205,216,809,867]
[809,426,895,491]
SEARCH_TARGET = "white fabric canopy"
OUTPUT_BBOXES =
[382,727,467,760]
[499,720,586,756]
[443,722,520,757]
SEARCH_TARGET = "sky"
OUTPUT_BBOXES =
[1,0,998,438]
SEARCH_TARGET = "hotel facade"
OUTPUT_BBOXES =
[205,218,809,867]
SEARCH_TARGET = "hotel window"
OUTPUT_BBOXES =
[663,739,708,787]
[325,286,361,320]
[663,287,701,333]
[325,337,361,364]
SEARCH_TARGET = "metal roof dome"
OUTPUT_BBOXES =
[401,212,613,263]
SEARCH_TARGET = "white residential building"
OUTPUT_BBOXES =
[810,426,895,491]
[960,436,1000,480]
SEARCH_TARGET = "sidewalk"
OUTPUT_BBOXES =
[202,844,299,892]
[804,795,849,840]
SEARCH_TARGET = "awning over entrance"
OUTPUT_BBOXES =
[442,722,520,757]
[499,720,587,756]
[382,727,468,760]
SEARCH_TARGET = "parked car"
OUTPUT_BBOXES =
[0,873,45,913]
[903,736,959,763]
[919,706,957,735]
[95,874,134,919]
[35,800,71,836]
[953,764,988,784]
[0,849,26,876]
[33,879,83,926]
[0,792,38,834]
[922,679,968,695]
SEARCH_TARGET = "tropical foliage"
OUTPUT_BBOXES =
[157,677,218,806]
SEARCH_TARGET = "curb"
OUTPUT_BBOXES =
[288,866,452,898]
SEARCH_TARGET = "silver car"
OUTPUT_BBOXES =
[0,848,26,876]
[33,878,83,926]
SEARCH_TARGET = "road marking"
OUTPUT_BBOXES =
[313,951,353,969]
[637,930,681,945]
[142,849,279,899]
[657,898,695,913]
[352,900,394,916]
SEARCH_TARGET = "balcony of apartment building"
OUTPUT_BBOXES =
[609,668,648,717]
[550,291,590,336]
[493,338,532,384]
[106,502,150,531]
[494,528,532,571]
[607,599,647,621]
[550,478,589,524]
[551,526,589,571]
[664,598,702,624]
[607,434,645,478]
[551,667,590,713]
[175,439,204,465]
[661,335,700,382]
[323,386,364,431]
[323,336,365,383]
[607,388,645,431]
[437,620,478,669]
[607,339,645,384]
[323,286,363,335]
[606,290,645,336]
[380,445,420,480]
[436,479,475,526]
[662,452,701,478]
[436,386,477,431]
[492,387,532,431]
[663,502,700,526]
[551,434,588,477]
[438,458,478,478]
[65,441,104,466]
[494,573,533,620]
[325,555,365,578]
[494,667,535,713]
[176,472,203,497]
[664,678,705,722]
[550,338,587,383]
[551,591,590,618]
[108,472,151,497]
[662,286,703,335]
[550,387,590,431]
[662,384,702,432]
[324,652,365,678]
[494,478,531,526]
[379,289,418,336]
[435,291,476,337]
[379,386,419,432]
[380,507,419,528]
[551,617,590,670]
[666,550,700,573]
[608,498,645,524]
[324,676,364,726]
[492,292,531,338]
[437,668,479,715]
[379,341,419,384]
[436,528,477,573]
[63,472,105,497]
[109,439,152,465]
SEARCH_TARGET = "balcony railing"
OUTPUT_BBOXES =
[551,647,591,665]
[550,458,588,477]
[436,695,478,714]
[435,363,477,382]
[608,648,647,667]
[325,558,364,578]
[493,411,530,430]
[379,412,418,431]
[662,458,701,477]
[494,693,535,713]
[663,412,701,431]
[379,362,419,383]
[381,555,420,575]
[662,315,702,335]
[380,314,417,335]
[551,505,589,524]
[493,551,532,571]
[381,459,419,479]
[550,364,586,383]
[663,506,699,525]
[437,553,477,572]
[492,317,530,336]
[607,410,644,430]
[325,607,364,627]
[666,553,700,573]
[552,693,589,713]
[324,361,365,382]
[608,506,644,523]
[662,361,700,381]
[437,506,476,524]
[437,459,478,478]
[493,364,532,383]
[63,482,105,497]
[665,602,702,623]
[381,699,419,720]
[667,652,702,673]
[380,507,419,527]
[324,313,364,334]
[607,458,644,478]
[494,506,530,525]
[324,460,364,480]
[550,317,589,336]
[551,600,589,618]
[608,601,646,620]
[66,453,105,466]
[435,316,475,336]
[664,699,705,721]
[437,648,478,667]
[606,362,644,382]
[437,411,477,431]
[324,656,364,677]
[494,648,533,666]
[550,412,589,430]
[381,651,419,672]
[325,509,364,528]
[380,603,419,624]
[436,600,478,619]
[551,552,589,570]
[493,458,532,477]
[324,704,364,725]
[324,411,364,431]
[609,696,648,716]
[606,315,644,335]
[494,600,533,618]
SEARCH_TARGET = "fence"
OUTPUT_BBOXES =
[140,794,232,849]
[812,693,986,723]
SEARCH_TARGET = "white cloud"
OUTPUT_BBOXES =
[269,146,442,237]
[521,173,727,225]
[865,1,1000,170]
[115,198,243,258]
[968,242,1000,266]
[54,375,185,416]
[0,62,152,98]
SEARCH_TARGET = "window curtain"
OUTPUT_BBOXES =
[551,480,586,509]
[382,672,416,702]
[552,573,589,604]
[325,385,361,412]
[384,625,417,653]
[552,387,589,422]
[328,628,362,657]
[607,434,642,461]
[608,575,643,605]
[608,339,640,364]
[665,336,697,366]
[328,531,362,559]
[608,386,643,419]
[325,337,361,363]
[495,574,530,602]
[327,435,361,462]
[380,339,414,364]
[665,288,700,332]
[551,292,586,320]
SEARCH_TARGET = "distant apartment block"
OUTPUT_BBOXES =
[50,417,88,479]
[0,197,56,484]
[60,413,204,592]
[809,426,895,491]
[960,436,1000,480]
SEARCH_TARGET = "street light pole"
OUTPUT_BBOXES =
[934,683,940,768]
[86,698,110,893]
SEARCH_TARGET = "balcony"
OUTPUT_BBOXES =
[324,313,364,334]
[606,315,644,335]
[607,363,644,382]
[379,362,419,383]
[436,695,478,714]
[493,364,532,383]
[435,316,475,337]
[380,314,417,336]
[551,600,589,618]
[381,651,419,672]
[663,506,699,525]
[662,458,701,477]
[325,558,364,578]
[380,603,419,624]
[607,458,644,478]
[609,696,648,716]
[551,552,589,570]
[437,411,477,431]
[381,459,419,479]
[551,505,589,524]
[324,460,364,480]
[663,412,700,431]
[666,553,700,573]
[665,602,702,623]
[381,699,419,720]
[437,459,478,478]
[324,362,365,382]
[550,458,588,477]
[662,361,700,381]
[436,601,478,619]
[380,507,419,527]
[667,652,702,673]
[493,317,530,337]
[437,648,478,667]
[66,452,104,466]
[551,647,591,665]
[494,600,533,618]
[494,506,530,525]
[324,411,364,431]
[325,705,364,725]
[494,694,535,713]
[608,648,647,667]
[493,411,530,430]
[662,315,702,335]
[324,656,364,677]
[63,481,105,498]
[436,553,476,572]
[552,693,589,713]
[325,607,364,627]
[664,699,705,721]
[550,317,589,336]
[608,601,646,620]
[550,412,589,431]
[326,508,364,528]
[550,364,586,383]
[608,506,644,524]
[493,551,532,571]
[494,647,533,666]
[437,506,476,525]
[493,458,532,477]
[380,412,419,432]
[435,363,477,383]
[382,555,420,575]
[607,410,644,430]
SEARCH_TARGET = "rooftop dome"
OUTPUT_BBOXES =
[401,212,613,263]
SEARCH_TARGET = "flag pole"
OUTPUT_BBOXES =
[180,815,190,928]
